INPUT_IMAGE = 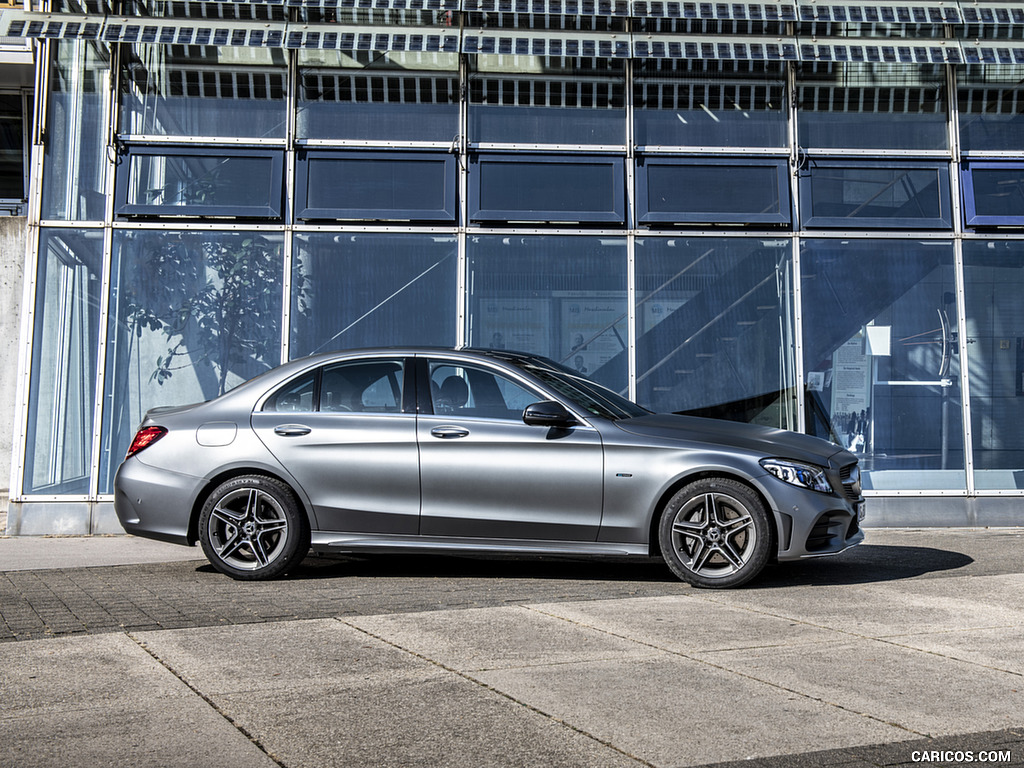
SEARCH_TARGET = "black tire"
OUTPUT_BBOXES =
[658,477,772,589]
[198,475,310,581]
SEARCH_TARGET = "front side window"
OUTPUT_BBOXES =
[429,361,539,420]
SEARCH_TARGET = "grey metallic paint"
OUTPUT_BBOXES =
[114,348,864,572]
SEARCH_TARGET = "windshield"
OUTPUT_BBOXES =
[507,357,651,421]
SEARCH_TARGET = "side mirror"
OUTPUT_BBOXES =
[522,400,577,428]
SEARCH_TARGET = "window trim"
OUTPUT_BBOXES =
[469,153,626,224]
[799,159,952,229]
[114,145,284,219]
[961,161,1024,228]
[636,156,791,225]
[295,149,457,223]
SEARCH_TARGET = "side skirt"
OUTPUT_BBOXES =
[310,532,649,557]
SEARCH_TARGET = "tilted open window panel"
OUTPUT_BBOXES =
[8,2,1024,60]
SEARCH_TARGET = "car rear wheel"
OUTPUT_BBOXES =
[198,475,310,580]
[658,477,772,589]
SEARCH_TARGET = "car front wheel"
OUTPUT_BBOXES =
[198,475,310,580]
[658,477,772,589]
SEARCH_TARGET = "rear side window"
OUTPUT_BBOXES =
[263,372,316,412]
[322,360,404,413]
[262,359,405,414]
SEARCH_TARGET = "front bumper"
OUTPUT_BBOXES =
[764,477,865,561]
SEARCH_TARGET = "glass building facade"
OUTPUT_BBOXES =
[8,0,1024,530]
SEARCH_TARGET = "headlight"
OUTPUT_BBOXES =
[760,459,833,494]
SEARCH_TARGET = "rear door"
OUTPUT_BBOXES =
[416,356,604,541]
[252,356,420,534]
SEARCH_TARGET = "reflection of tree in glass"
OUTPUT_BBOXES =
[122,232,290,400]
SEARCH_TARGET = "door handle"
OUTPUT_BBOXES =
[274,424,312,437]
[431,426,469,439]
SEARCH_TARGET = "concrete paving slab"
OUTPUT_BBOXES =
[0,632,192,711]
[697,577,1024,639]
[213,671,643,768]
[348,604,658,672]
[134,618,431,695]
[529,595,844,653]
[0,633,277,768]
[139,618,643,768]
[0,697,279,768]
[881,626,1024,677]
[474,655,911,767]
[698,637,1024,736]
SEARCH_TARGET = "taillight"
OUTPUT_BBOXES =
[126,426,167,458]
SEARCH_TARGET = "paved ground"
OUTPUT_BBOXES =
[1,529,1023,767]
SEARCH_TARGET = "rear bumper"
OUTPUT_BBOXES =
[113,458,204,546]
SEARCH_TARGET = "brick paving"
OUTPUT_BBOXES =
[0,553,690,641]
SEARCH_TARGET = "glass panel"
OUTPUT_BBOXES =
[635,237,797,428]
[120,44,287,139]
[322,360,404,414]
[962,163,1024,224]
[470,155,624,223]
[117,150,282,217]
[100,230,284,492]
[637,159,790,224]
[466,234,628,393]
[801,238,964,490]
[958,65,1024,153]
[796,63,948,150]
[298,50,458,142]
[469,57,626,145]
[963,240,1024,489]
[297,151,455,221]
[23,229,103,495]
[290,233,457,357]
[263,371,316,413]
[42,41,110,221]
[0,94,27,200]
[801,162,951,228]
[428,361,540,420]
[634,60,787,149]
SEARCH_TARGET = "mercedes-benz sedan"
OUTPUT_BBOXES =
[114,348,864,588]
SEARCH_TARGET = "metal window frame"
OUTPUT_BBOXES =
[113,144,286,218]
[635,155,791,224]
[800,159,953,229]
[295,148,458,222]
[960,160,1024,227]
[469,152,626,223]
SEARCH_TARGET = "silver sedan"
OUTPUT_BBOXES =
[114,348,865,588]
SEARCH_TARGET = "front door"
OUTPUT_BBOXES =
[417,357,604,541]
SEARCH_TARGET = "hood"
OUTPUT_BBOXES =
[615,414,852,467]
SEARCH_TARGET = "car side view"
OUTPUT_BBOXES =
[114,348,865,588]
